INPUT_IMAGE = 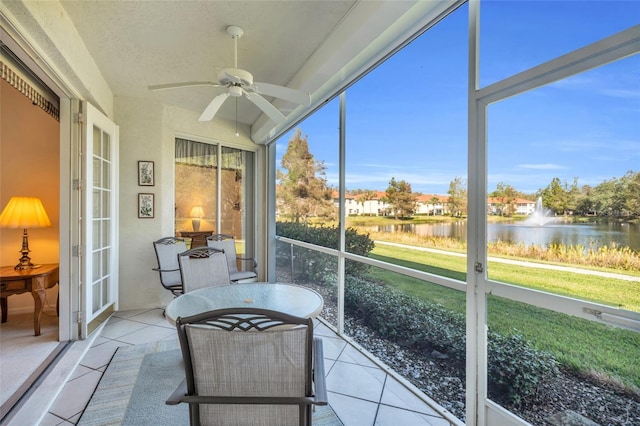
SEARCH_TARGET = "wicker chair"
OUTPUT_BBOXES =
[166,308,328,426]
[152,237,188,297]
[177,247,231,293]
[206,234,257,283]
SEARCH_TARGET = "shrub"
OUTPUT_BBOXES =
[344,276,558,406]
[276,222,375,282]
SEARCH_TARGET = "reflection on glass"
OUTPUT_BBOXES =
[175,139,218,233]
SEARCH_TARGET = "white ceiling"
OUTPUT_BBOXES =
[13,1,457,143]
[59,0,358,126]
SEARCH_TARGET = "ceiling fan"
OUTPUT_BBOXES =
[148,25,310,124]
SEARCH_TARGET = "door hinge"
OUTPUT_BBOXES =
[73,179,85,190]
[73,311,85,323]
[74,112,85,124]
[72,245,84,257]
[474,262,484,273]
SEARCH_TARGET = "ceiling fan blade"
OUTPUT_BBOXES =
[244,91,286,125]
[199,92,230,121]
[148,81,221,91]
[252,82,311,106]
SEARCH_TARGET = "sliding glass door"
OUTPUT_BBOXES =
[175,138,254,258]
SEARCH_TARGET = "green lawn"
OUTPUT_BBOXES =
[369,244,640,391]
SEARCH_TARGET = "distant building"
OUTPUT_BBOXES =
[487,197,536,216]
[329,192,536,218]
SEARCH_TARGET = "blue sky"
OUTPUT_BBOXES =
[277,1,639,196]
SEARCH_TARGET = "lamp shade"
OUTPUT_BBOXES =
[189,206,205,218]
[0,196,51,229]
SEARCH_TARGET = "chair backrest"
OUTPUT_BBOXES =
[153,237,188,290]
[206,234,240,274]
[178,247,231,293]
[176,308,314,426]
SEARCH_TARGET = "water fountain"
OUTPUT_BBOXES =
[524,197,556,226]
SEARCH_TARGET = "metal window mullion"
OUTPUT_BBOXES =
[466,1,487,424]
[216,143,222,232]
[337,92,347,335]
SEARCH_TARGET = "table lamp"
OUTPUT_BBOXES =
[0,196,52,270]
[189,206,204,231]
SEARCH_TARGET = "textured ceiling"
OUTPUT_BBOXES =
[59,1,357,125]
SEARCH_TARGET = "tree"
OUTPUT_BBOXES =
[447,177,467,217]
[384,177,417,219]
[540,177,574,215]
[491,182,519,217]
[276,129,336,223]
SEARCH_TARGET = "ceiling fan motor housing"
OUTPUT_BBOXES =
[219,68,253,87]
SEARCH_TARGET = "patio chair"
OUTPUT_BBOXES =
[166,308,328,426]
[178,247,231,293]
[153,237,188,297]
[206,234,258,283]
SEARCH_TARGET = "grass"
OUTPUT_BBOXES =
[368,245,640,392]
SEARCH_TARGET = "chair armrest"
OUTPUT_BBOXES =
[312,337,328,405]
[165,378,188,405]
[236,257,258,271]
[152,267,180,273]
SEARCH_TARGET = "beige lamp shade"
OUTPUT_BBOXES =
[189,206,205,218]
[0,196,52,270]
[0,196,52,228]
[189,206,204,232]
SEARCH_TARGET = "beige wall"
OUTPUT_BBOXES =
[0,79,60,313]
[114,96,257,310]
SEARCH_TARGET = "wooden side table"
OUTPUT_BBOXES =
[179,231,214,248]
[0,263,59,336]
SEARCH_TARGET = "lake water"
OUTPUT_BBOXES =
[369,221,640,252]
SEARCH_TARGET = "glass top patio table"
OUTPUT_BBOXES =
[165,283,324,324]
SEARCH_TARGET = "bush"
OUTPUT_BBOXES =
[276,222,375,282]
[343,276,558,406]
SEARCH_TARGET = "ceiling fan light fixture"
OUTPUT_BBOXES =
[229,86,243,97]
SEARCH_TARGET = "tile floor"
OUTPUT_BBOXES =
[34,308,460,426]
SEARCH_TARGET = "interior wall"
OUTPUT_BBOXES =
[0,79,60,313]
[114,95,257,310]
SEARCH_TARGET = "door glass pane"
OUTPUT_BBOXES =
[220,147,253,257]
[102,132,110,160]
[175,139,255,256]
[93,126,100,157]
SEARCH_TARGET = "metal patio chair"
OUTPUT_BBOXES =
[166,308,328,426]
[177,246,231,293]
[206,234,257,283]
[153,237,188,297]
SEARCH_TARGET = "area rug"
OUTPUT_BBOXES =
[79,340,342,425]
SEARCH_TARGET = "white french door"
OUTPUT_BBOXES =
[79,101,119,338]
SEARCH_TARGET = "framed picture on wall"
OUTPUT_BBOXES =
[138,160,154,186]
[138,193,154,218]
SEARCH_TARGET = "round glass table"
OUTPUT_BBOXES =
[165,283,324,324]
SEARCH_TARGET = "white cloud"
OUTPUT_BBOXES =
[517,163,565,170]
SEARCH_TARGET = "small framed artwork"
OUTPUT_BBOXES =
[138,193,154,218]
[138,160,154,186]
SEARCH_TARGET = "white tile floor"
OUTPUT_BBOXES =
[36,308,460,426]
